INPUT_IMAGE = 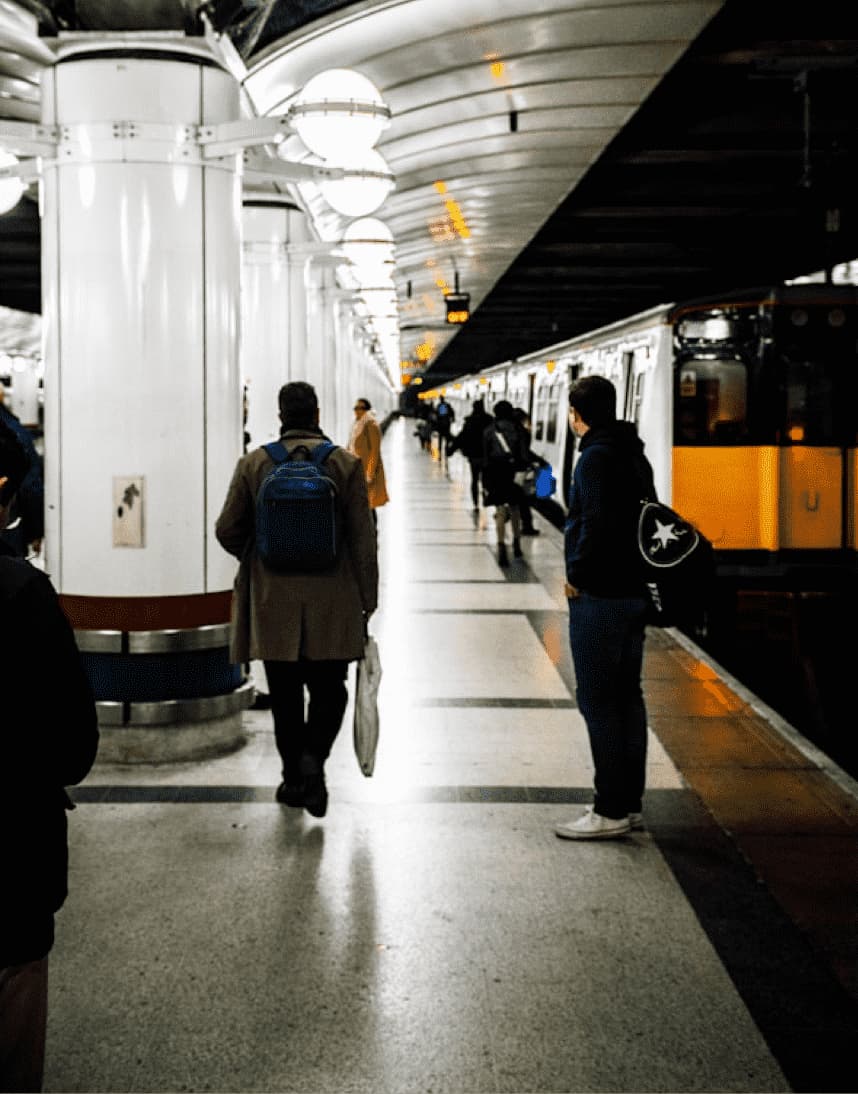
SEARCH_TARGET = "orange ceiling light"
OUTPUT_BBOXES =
[429,180,471,241]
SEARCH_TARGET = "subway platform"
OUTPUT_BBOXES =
[51,417,858,1094]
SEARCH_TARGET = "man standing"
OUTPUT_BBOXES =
[215,382,378,818]
[0,419,99,1091]
[556,375,656,840]
[348,397,389,520]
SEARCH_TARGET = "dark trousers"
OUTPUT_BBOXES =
[567,593,648,819]
[0,957,48,1093]
[518,494,536,531]
[264,659,349,780]
[466,458,483,507]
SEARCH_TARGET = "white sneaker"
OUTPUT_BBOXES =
[629,812,644,831]
[554,806,630,840]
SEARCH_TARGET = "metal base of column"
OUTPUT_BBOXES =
[95,681,255,762]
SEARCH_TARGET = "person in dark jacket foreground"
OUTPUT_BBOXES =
[0,419,99,1091]
[556,375,656,840]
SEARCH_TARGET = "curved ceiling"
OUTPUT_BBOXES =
[241,0,722,378]
[2,1,857,385]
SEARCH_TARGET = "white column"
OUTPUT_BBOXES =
[304,256,340,441]
[241,198,311,449]
[40,41,249,759]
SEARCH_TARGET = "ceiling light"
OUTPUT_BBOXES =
[0,150,25,215]
[319,149,395,217]
[291,68,390,162]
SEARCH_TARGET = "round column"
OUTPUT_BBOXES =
[40,40,251,761]
[304,257,340,437]
[241,197,311,449]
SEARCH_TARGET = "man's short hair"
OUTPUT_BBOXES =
[493,399,513,420]
[356,397,371,411]
[568,375,616,428]
[0,418,29,506]
[278,381,318,429]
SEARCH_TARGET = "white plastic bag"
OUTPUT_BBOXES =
[353,634,381,776]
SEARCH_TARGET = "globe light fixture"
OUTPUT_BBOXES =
[319,148,395,217]
[0,149,25,215]
[341,217,395,270]
[291,68,391,162]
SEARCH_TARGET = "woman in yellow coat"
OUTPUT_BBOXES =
[348,398,389,515]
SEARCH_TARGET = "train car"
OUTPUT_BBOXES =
[442,283,858,587]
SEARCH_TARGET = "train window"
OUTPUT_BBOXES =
[674,357,748,445]
[532,382,548,441]
[783,359,835,444]
[546,386,560,443]
[630,372,645,427]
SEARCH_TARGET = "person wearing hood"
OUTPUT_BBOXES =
[555,375,656,841]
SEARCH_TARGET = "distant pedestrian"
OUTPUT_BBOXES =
[555,375,656,840]
[482,399,526,567]
[452,398,493,510]
[0,418,99,1092]
[215,381,378,819]
[348,397,389,521]
[512,407,544,536]
[434,395,455,466]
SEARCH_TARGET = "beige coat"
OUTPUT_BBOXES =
[215,431,378,664]
[348,412,389,509]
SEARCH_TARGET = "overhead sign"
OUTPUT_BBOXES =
[445,292,470,324]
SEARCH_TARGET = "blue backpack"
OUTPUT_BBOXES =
[256,440,339,572]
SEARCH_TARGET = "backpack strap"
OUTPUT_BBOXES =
[262,441,289,464]
[307,441,337,466]
[263,440,338,465]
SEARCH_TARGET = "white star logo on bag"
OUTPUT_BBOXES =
[651,519,682,551]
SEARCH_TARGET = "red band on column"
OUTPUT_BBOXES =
[59,591,232,631]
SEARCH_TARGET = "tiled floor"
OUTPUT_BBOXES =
[47,418,858,1093]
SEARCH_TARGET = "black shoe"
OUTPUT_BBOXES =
[300,757,328,818]
[302,773,328,818]
[497,544,509,567]
[513,538,523,559]
[251,692,272,710]
[520,528,540,536]
[275,781,304,807]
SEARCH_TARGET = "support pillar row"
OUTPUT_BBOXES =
[40,40,251,760]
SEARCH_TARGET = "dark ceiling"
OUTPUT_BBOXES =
[2,1,858,382]
[429,3,858,380]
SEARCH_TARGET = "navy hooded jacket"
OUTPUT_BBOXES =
[564,421,656,597]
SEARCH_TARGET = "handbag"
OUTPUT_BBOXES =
[496,428,536,496]
[353,633,381,776]
[534,464,556,499]
[513,466,537,495]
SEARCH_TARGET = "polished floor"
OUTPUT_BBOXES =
[50,417,858,1093]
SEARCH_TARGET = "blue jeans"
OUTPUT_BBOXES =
[567,592,648,819]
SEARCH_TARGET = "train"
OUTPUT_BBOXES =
[435,282,858,592]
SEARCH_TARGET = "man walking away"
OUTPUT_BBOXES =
[452,398,493,510]
[556,375,656,840]
[0,419,99,1092]
[215,381,378,818]
[482,399,525,567]
[434,395,455,466]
